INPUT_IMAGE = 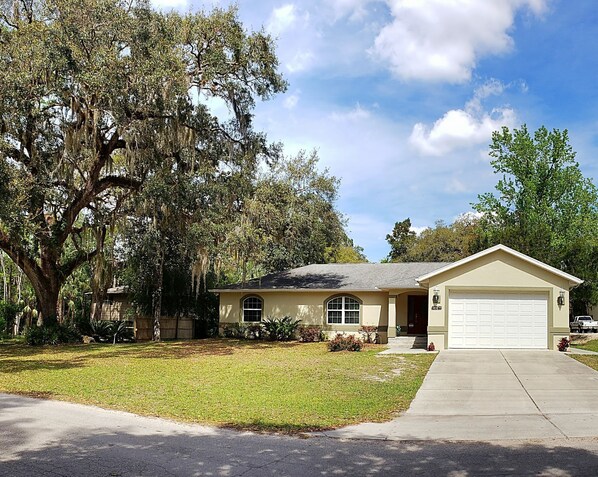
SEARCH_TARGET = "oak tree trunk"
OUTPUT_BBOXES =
[31,276,60,327]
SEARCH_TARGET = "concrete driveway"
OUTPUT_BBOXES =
[325,350,598,440]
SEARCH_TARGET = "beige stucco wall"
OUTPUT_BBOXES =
[426,249,571,350]
[219,291,389,339]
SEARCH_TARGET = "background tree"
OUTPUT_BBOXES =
[474,125,598,314]
[0,0,285,325]
[385,218,416,261]
[121,150,352,337]
[324,239,368,264]
[223,151,349,280]
[385,215,481,263]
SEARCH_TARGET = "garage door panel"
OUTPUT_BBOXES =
[448,292,547,349]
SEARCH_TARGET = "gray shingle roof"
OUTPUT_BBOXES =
[214,262,451,291]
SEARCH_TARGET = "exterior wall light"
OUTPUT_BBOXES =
[432,288,441,305]
[557,290,566,307]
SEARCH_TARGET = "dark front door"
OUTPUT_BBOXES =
[407,295,428,335]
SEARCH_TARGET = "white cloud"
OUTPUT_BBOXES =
[373,0,549,83]
[409,80,517,156]
[264,4,316,73]
[410,226,429,236]
[329,103,371,122]
[286,51,315,73]
[328,0,371,21]
[444,178,469,194]
[267,4,299,37]
[151,0,189,10]
[283,91,301,109]
[454,211,484,222]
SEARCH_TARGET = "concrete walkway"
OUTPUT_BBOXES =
[324,349,598,441]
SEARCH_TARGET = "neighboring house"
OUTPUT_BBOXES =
[91,287,194,340]
[213,244,583,350]
[92,286,133,322]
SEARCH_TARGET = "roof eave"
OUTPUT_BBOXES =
[211,287,383,293]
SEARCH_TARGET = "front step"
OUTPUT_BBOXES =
[388,336,427,349]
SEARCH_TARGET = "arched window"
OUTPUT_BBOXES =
[326,296,360,325]
[242,296,263,322]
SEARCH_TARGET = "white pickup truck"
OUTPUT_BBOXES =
[570,316,598,333]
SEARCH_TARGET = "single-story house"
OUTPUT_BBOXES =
[213,244,583,350]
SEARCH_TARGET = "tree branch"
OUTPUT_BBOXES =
[55,128,130,246]
[95,175,143,196]
[0,228,45,286]
[60,248,99,279]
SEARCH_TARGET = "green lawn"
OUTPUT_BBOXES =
[570,338,598,370]
[0,339,435,432]
[571,338,598,352]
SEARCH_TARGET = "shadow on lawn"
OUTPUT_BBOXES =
[0,339,306,374]
[0,357,88,374]
[92,338,304,360]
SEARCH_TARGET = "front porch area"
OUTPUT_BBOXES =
[387,290,429,338]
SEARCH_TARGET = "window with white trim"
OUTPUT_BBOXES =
[327,296,360,325]
[242,296,263,322]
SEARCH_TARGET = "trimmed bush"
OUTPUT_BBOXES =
[358,326,378,344]
[557,337,570,352]
[262,316,302,341]
[327,334,363,352]
[298,325,323,342]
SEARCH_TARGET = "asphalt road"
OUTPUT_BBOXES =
[3,393,598,477]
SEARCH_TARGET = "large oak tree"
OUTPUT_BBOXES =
[0,0,285,324]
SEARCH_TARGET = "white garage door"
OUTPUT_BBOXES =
[448,292,548,349]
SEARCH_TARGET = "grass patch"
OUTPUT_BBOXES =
[570,338,598,370]
[0,339,434,432]
[571,337,598,352]
[571,354,598,370]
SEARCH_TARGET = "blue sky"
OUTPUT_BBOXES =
[153,0,598,261]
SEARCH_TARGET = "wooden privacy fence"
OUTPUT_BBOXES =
[134,316,194,340]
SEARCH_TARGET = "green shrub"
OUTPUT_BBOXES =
[74,314,94,336]
[246,324,264,340]
[90,320,134,343]
[90,319,112,341]
[0,301,20,335]
[262,316,302,341]
[108,320,134,344]
[327,334,363,352]
[298,325,323,342]
[24,323,81,345]
[221,323,248,339]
